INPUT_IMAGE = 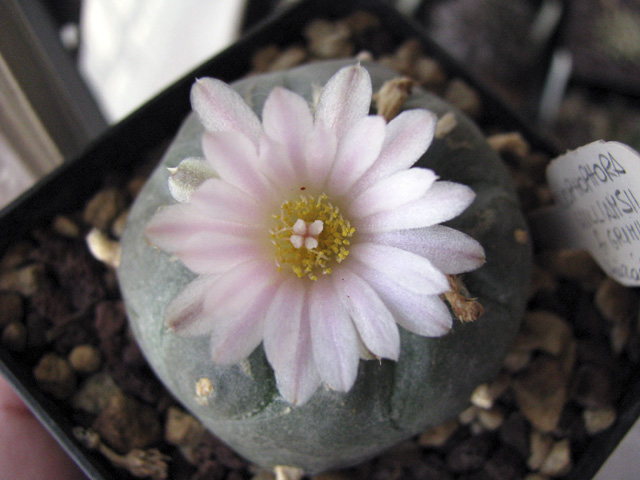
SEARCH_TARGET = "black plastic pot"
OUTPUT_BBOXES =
[1,1,636,479]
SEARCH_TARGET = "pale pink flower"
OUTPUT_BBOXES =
[145,65,485,405]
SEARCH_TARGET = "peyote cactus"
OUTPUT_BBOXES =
[118,60,531,474]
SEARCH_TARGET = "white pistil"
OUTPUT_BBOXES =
[308,220,324,236]
[290,219,324,250]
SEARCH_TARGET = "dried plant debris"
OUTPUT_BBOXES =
[1,9,639,480]
[74,427,170,480]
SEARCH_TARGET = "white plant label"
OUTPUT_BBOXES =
[542,141,640,286]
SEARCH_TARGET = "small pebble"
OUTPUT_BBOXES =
[86,228,121,268]
[2,321,27,351]
[514,228,529,245]
[502,348,532,373]
[355,50,374,62]
[610,322,630,355]
[0,242,31,271]
[52,215,80,238]
[394,39,422,68]
[268,46,307,72]
[512,311,574,358]
[0,263,45,296]
[83,188,126,231]
[539,438,572,477]
[418,418,459,447]
[435,111,457,138]
[304,19,353,58]
[477,406,505,431]
[252,469,276,480]
[111,209,129,239]
[458,405,479,425]
[68,344,102,373]
[378,40,421,77]
[487,132,530,158]
[444,79,481,117]
[341,10,380,34]
[72,373,122,415]
[583,406,617,435]
[274,465,304,480]
[542,250,604,290]
[471,372,510,409]
[527,430,553,471]
[164,407,205,448]
[595,277,637,324]
[33,353,77,399]
[513,355,568,433]
[92,392,162,453]
[414,57,447,89]
[252,45,280,72]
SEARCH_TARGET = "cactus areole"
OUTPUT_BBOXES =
[118,60,532,474]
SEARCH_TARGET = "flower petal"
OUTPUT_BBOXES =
[391,294,452,337]
[349,167,438,218]
[264,279,320,405]
[208,287,274,366]
[205,260,281,365]
[177,232,264,275]
[189,178,265,225]
[364,225,485,274]
[315,64,372,140]
[357,181,476,233]
[203,260,277,319]
[303,121,337,188]
[262,87,314,180]
[258,134,299,190]
[350,262,453,337]
[325,115,386,196]
[309,277,360,391]
[350,242,450,296]
[334,269,400,360]
[145,204,259,254]
[354,109,436,194]
[191,77,262,145]
[202,131,273,200]
[165,275,218,336]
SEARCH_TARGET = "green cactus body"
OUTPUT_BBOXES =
[118,60,531,474]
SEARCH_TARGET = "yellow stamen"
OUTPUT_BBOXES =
[270,193,355,280]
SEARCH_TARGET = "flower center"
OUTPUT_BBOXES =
[270,193,355,280]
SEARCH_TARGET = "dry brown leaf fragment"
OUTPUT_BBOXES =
[443,274,484,323]
[374,77,416,121]
[73,427,170,480]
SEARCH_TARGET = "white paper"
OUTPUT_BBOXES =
[541,141,640,286]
